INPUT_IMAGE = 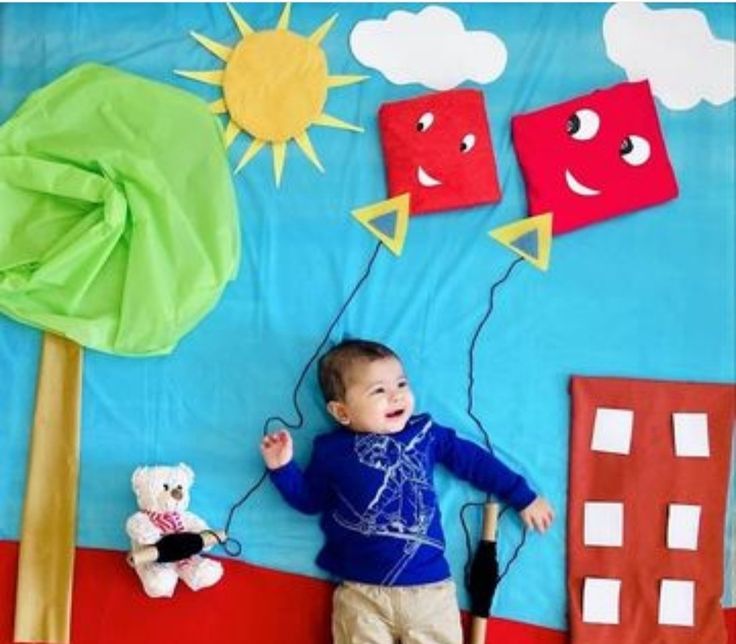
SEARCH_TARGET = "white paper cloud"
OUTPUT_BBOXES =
[603,3,735,110]
[349,6,507,91]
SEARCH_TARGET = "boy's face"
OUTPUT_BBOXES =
[327,357,415,434]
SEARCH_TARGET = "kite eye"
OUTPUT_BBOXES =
[163,484,169,491]
[620,135,651,166]
[416,112,434,132]
[566,109,600,140]
[460,133,476,153]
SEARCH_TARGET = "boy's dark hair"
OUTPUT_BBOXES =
[318,339,398,402]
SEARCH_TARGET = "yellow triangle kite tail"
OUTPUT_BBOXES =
[351,194,411,257]
[489,213,553,271]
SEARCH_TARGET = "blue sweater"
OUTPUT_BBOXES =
[270,414,536,586]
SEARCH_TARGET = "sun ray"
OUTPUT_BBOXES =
[190,31,232,62]
[272,142,287,186]
[308,14,337,45]
[294,131,324,173]
[235,139,266,173]
[209,98,227,114]
[224,120,240,149]
[313,112,364,133]
[174,69,224,87]
[226,3,254,37]
[327,75,369,88]
[275,4,291,31]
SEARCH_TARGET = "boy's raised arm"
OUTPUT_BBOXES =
[261,430,330,515]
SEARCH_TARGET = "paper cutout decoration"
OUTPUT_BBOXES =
[673,412,710,457]
[15,334,81,644]
[352,194,411,256]
[591,407,634,455]
[176,4,367,187]
[0,63,240,356]
[350,6,507,91]
[582,578,621,625]
[659,580,695,627]
[489,213,552,271]
[667,504,701,551]
[511,80,679,235]
[604,3,736,110]
[379,89,501,216]
[584,502,624,547]
[568,376,734,644]
[0,63,240,644]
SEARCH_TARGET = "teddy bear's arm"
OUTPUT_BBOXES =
[180,512,222,551]
[126,512,163,546]
[180,511,209,534]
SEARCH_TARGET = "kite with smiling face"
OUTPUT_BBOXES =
[512,80,679,235]
[379,89,502,216]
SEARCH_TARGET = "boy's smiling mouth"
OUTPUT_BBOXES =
[386,409,405,419]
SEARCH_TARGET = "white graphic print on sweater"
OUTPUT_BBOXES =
[333,419,443,584]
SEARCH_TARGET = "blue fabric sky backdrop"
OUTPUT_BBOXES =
[0,3,733,630]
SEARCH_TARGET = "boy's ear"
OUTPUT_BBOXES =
[327,401,350,425]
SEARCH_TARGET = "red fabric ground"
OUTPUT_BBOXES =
[0,540,731,643]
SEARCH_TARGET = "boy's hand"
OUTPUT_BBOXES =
[260,429,294,470]
[519,497,555,533]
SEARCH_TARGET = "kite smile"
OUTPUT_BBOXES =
[417,166,442,187]
[565,169,601,197]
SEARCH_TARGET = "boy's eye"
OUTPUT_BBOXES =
[397,380,407,388]
[371,387,385,395]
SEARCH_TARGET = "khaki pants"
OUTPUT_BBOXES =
[332,579,462,644]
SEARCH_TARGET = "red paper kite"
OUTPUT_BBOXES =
[512,81,678,235]
[379,89,501,216]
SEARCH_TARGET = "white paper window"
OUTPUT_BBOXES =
[667,504,701,551]
[591,408,634,455]
[659,579,695,626]
[673,413,710,458]
[583,577,621,624]
[584,502,624,547]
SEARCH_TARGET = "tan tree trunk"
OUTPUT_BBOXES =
[14,333,82,644]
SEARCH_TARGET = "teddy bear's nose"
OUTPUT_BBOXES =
[171,488,183,500]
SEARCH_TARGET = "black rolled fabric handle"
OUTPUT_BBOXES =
[155,532,205,563]
[468,540,499,617]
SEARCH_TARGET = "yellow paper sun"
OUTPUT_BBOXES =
[176,3,367,187]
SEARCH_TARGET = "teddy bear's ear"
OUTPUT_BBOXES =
[179,463,194,487]
[131,466,148,491]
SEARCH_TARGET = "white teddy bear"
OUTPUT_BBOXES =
[126,463,223,598]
